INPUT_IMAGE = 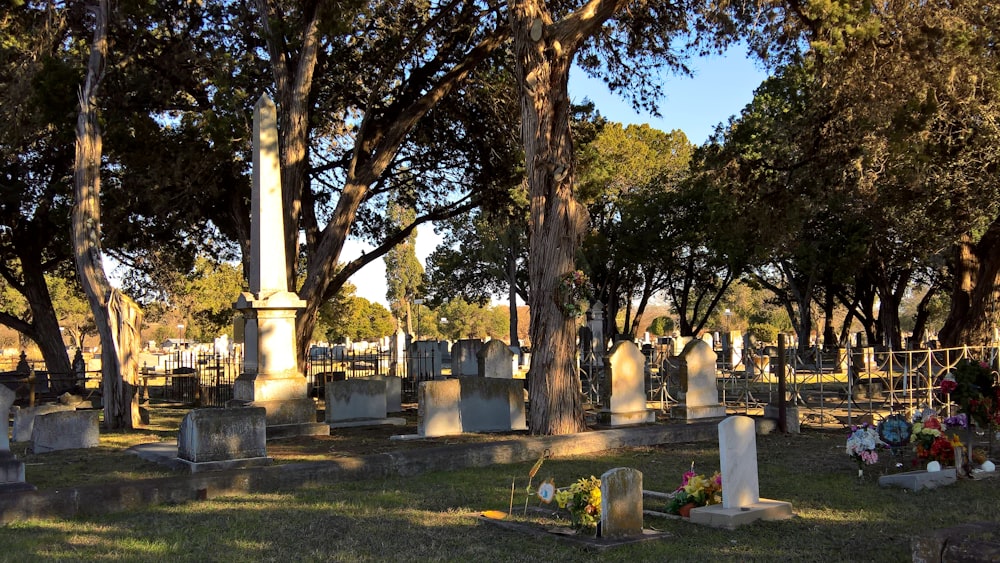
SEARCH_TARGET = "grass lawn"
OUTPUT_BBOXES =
[2,413,998,562]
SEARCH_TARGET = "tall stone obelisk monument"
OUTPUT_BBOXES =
[233,95,325,437]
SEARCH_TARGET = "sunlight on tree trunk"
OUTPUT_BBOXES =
[71,0,142,430]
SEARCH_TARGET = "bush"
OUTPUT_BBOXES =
[747,323,778,345]
[648,316,675,336]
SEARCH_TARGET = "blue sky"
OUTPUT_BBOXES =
[346,47,771,306]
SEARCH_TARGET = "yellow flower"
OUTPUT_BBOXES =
[588,487,602,507]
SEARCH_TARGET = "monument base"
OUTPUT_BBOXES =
[328,417,406,429]
[233,373,308,403]
[595,409,657,427]
[763,404,800,433]
[0,454,34,492]
[689,499,794,529]
[670,404,727,421]
[227,396,328,439]
[878,468,957,491]
[176,456,274,474]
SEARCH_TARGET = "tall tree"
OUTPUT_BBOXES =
[384,198,424,335]
[508,0,717,434]
[72,0,143,429]
[251,0,505,368]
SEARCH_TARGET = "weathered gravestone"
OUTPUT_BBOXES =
[0,385,34,492]
[671,339,726,421]
[362,374,402,413]
[231,95,325,439]
[452,339,484,377]
[414,378,462,438]
[394,377,526,439]
[325,378,404,428]
[689,416,793,529]
[600,467,644,539]
[598,341,655,426]
[11,404,76,443]
[177,407,271,472]
[458,377,526,432]
[478,340,514,379]
[31,410,100,453]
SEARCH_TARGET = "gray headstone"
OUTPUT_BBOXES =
[0,386,14,451]
[719,416,760,509]
[12,404,76,442]
[417,379,462,437]
[600,467,644,538]
[325,379,387,423]
[452,339,484,376]
[178,407,267,463]
[478,340,514,379]
[458,378,526,432]
[362,375,402,413]
[31,410,100,453]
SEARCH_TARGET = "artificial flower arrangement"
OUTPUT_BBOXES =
[846,423,887,471]
[553,476,601,533]
[910,412,955,466]
[665,463,722,516]
[555,270,592,319]
[941,359,1000,429]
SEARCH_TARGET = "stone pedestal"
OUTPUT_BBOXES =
[763,403,800,433]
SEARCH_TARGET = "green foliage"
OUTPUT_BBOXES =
[747,323,779,345]
[648,316,675,336]
[433,299,508,341]
[322,295,394,342]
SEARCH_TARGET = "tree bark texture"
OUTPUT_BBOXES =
[511,0,625,434]
[71,0,142,429]
[939,220,1000,347]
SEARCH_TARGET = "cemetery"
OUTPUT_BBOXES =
[0,85,997,559]
[5,1,1000,560]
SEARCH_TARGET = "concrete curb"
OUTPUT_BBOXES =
[0,422,716,523]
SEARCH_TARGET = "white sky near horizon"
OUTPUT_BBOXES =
[345,45,771,307]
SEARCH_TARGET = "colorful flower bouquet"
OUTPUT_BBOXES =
[665,464,722,516]
[910,412,955,467]
[943,359,1000,429]
[846,423,887,474]
[553,476,601,533]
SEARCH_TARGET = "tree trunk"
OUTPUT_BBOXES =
[20,260,71,376]
[71,0,142,430]
[507,245,521,350]
[511,0,602,435]
[940,220,1000,347]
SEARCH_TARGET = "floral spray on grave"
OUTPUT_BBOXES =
[846,423,888,479]
[665,462,722,517]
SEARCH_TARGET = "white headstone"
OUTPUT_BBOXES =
[0,386,14,451]
[417,379,462,437]
[598,341,655,426]
[719,416,760,509]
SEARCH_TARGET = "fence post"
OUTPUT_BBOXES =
[777,334,787,433]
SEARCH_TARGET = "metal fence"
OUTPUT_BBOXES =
[637,342,998,428]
